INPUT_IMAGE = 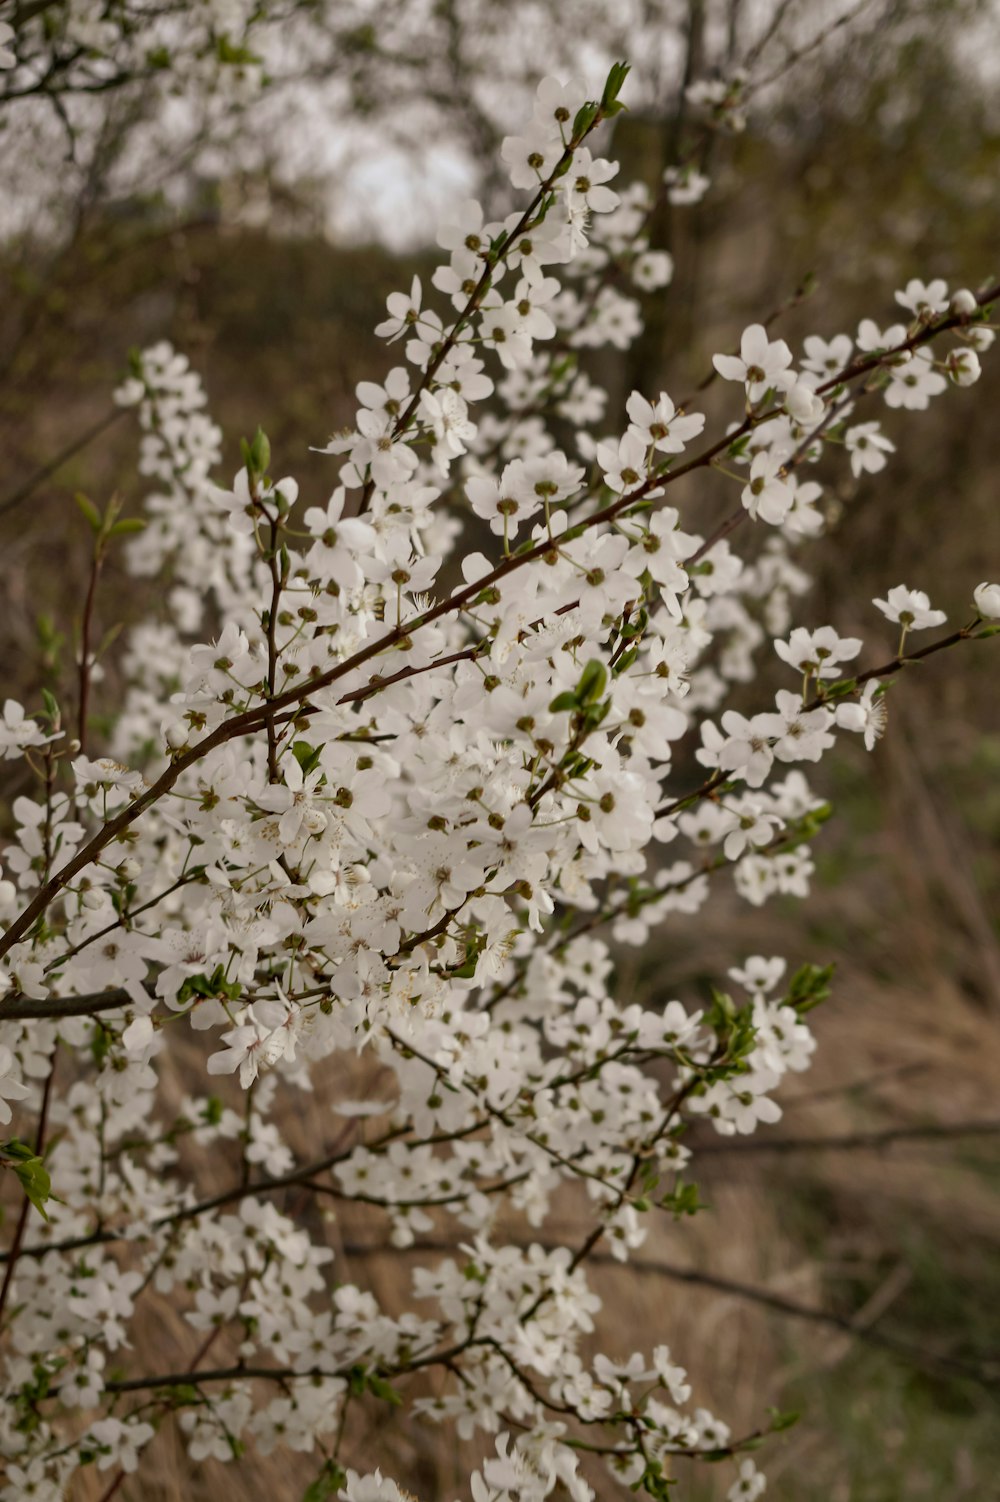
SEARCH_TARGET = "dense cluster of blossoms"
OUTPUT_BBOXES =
[0,62,997,1502]
[0,1,265,93]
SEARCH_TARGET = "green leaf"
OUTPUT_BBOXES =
[108,518,147,536]
[819,677,859,701]
[601,60,631,115]
[216,37,262,66]
[177,973,215,1003]
[577,658,607,704]
[786,962,835,1013]
[783,800,834,846]
[163,1383,202,1406]
[548,691,578,713]
[619,608,648,640]
[90,1023,112,1069]
[1,1139,37,1165]
[96,622,125,660]
[707,987,735,1029]
[17,1159,51,1220]
[639,1158,661,1194]
[74,492,102,533]
[571,100,600,140]
[634,1458,676,1498]
[29,621,57,664]
[302,1463,348,1502]
[201,1096,224,1126]
[659,1177,705,1219]
[767,1406,801,1432]
[210,965,242,1002]
[581,695,611,732]
[176,966,241,1006]
[2,1141,53,1221]
[291,740,322,776]
[366,1373,403,1406]
[241,426,271,482]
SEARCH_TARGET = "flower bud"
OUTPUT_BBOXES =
[968,326,995,353]
[951,288,977,315]
[973,582,1000,620]
[946,349,981,387]
[122,1016,155,1054]
[784,381,824,424]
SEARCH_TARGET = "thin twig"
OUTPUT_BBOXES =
[0,1053,57,1330]
[695,1119,1000,1154]
[0,408,127,520]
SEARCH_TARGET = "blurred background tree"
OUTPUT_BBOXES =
[2,1,1000,1495]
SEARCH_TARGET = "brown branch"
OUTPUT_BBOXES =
[101,1362,341,1395]
[76,546,103,756]
[0,407,127,520]
[695,1119,1000,1154]
[335,1238,999,1390]
[0,1052,56,1330]
[337,644,485,706]
[654,618,983,823]
[1,1118,497,1264]
[0,987,138,1022]
[809,623,979,707]
[626,1255,995,1387]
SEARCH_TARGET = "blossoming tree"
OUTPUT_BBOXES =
[0,51,997,1502]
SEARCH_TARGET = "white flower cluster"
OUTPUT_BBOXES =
[0,0,266,100]
[0,63,997,1502]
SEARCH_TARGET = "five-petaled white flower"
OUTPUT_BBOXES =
[713,324,794,402]
[836,681,887,749]
[873,585,946,632]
